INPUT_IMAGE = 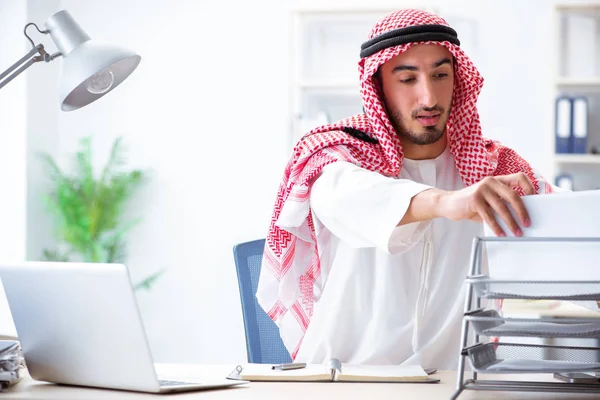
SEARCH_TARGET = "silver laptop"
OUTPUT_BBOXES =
[0,261,247,393]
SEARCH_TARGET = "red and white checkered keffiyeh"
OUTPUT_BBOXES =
[257,9,552,358]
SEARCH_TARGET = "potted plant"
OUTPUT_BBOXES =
[38,136,163,290]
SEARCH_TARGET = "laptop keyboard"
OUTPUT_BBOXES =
[159,379,198,387]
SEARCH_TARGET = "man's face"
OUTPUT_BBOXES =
[378,44,454,146]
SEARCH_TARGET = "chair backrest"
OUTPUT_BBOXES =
[232,239,292,364]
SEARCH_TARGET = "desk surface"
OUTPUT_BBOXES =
[5,364,600,399]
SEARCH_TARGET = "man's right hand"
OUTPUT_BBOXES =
[438,172,534,237]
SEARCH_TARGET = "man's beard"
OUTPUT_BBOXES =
[389,105,449,146]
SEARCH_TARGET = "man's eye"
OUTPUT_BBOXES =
[400,77,415,84]
[435,73,448,79]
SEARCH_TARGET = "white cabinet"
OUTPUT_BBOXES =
[289,8,395,148]
[553,4,600,190]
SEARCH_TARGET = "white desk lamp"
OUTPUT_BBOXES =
[0,9,140,111]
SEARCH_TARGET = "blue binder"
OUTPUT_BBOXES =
[555,96,572,154]
[571,96,588,154]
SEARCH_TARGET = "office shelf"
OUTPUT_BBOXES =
[555,154,600,164]
[556,77,600,87]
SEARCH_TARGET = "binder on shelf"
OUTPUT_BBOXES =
[554,173,574,191]
[571,96,588,154]
[555,96,572,154]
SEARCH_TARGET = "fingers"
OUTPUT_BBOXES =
[496,172,535,196]
[475,196,506,237]
[490,177,531,228]
[473,176,530,237]
[481,185,522,236]
[519,174,536,195]
[451,172,534,237]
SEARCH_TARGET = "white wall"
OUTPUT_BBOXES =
[10,0,592,362]
[52,0,289,363]
[26,0,61,272]
[0,0,28,338]
[460,0,556,178]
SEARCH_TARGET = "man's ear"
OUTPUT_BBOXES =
[373,68,383,91]
[374,68,381,80]
[371,68,389,114]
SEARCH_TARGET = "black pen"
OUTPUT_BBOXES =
[271,363,307,371]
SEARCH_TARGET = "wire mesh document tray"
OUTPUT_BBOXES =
[451,236,600,399]
[465,275,600,300]
[463,342,600,374]
[465,309,600,338]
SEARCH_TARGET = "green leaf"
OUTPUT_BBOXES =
[101,136,127,183]
[41,249,70,262]
[37,153,65,183]
[38,135,162,291]
[133,269,166,291]
[102,234,126,263]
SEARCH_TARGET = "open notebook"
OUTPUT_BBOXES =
[227,359,437,383]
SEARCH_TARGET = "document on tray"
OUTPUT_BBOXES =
[488,320,600,337]
[484,359,600,373]
[481,189,600,312]
[483,189,600,282]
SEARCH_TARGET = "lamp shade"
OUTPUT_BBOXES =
[44,10,141,111]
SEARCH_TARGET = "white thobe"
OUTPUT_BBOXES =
[294,146,483,369]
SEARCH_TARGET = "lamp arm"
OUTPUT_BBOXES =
[0,21,64,91]
[0,45,46,90]
[23,23,62,61]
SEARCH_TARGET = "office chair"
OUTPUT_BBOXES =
[233,239,292,364]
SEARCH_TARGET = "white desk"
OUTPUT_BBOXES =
[4,364,600,399]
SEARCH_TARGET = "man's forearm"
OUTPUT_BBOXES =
[398,188,447,226]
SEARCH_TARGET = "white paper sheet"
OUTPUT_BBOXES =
[482,190,600,282]
[481,321,600,337]
[339,364,428,379]
[482,359,600,373]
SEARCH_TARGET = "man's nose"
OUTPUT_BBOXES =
[418,79,437,108]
